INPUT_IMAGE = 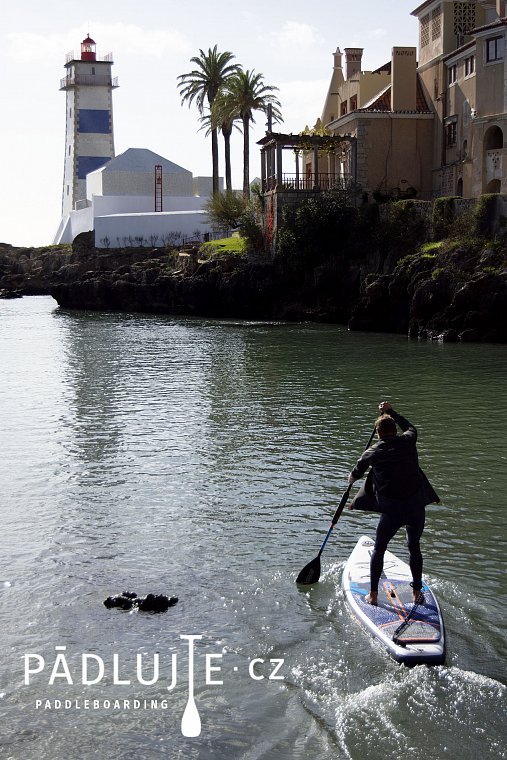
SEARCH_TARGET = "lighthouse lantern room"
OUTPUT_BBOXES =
[81,35,97,61]
[59,35,118,219]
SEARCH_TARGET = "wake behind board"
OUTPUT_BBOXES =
[342,535,445,665]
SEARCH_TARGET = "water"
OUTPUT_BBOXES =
[0,296,505,760]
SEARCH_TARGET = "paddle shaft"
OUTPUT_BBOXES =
[316,425,377,557]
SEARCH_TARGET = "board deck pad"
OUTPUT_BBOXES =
[343,536,445,664]
[350,578,441,643]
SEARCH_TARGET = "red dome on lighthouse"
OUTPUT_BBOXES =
[81,35,96,61]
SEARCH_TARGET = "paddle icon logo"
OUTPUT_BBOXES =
[180,635,202,737]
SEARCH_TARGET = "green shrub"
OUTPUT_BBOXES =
[472,194,498,236]
[275,189,358,264]
[432,196,458,240]
[238,198,265,252]
[382,200,428,252]
[205,191,248,230]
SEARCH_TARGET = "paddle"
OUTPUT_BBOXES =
[295,425,377,585]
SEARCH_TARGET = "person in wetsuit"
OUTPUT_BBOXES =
[348,401,427,605]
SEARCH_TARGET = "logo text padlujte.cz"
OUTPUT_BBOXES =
[24,638,284,687]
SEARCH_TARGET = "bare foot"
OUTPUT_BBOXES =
[365,592,378,605]
[412,589,424,604]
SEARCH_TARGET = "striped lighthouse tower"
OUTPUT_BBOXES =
[59,35,118,218]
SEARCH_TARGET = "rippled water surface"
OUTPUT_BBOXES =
[1,297,506,759]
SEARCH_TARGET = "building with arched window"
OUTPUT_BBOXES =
[412,0,506,197]
[315,0,506,200]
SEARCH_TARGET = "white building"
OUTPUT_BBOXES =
[54,37,221,248]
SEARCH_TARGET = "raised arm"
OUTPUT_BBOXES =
[380,401,417,442]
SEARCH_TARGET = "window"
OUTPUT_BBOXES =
[486,36,504,62]
[349,95,357,111]
[421,13,430,47]
[445,121,457,147]
[340,101,348,116]
[464,55,475,75]
[431,7,441,40]
[453,2,476,43]
[448,64,457,85]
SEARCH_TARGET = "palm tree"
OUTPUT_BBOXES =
[214,70,282,198]
[177,46,239,195]
[201,105,239,192]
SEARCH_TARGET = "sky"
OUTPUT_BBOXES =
[0,1,419,247]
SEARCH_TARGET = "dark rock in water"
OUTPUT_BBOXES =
[104,591,178,613]
[137,593,178,612]
[104,594,135,610]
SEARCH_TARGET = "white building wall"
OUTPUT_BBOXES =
[54,199,210,245]
[101,170,193,196]
[86,166,105,200]
[54,206,94,244]
[94,210,212,247]
[62,90,77,218]
[192,176,223,196]
[78,87,111,109]
[92,195,207,215]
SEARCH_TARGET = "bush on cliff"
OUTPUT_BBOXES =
[380,200,429,254]
[205,191,265,252]
[205,191,247,230]
[276,189,359,266]
[432,196,458,240]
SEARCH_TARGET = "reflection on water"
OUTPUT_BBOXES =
[0,297,506,760]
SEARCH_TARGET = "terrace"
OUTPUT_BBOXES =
[257,132,357,194]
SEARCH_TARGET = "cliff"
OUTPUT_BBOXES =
[349,240,507,342]
[1,226,506,343]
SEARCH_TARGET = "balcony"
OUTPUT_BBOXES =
[60,75,119,90]
[262,173,352,193]
[65,51,114,64]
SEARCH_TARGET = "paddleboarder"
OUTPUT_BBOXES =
[347,402,438,606]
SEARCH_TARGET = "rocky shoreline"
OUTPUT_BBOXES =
[1,229,506,342]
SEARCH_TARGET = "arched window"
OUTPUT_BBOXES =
[484,125,503,151]
[486,179,501,193]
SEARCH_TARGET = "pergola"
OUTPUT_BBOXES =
[257,131,357,193]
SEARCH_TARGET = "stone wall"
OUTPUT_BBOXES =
[262,191,507,254]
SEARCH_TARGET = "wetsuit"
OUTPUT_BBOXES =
[350,409,425,593]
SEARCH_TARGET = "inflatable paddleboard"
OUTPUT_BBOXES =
[342,535,445,665]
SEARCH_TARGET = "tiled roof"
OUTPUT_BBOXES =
[472,16,507,34]
[99,148,191,174]
[357,75,432,113]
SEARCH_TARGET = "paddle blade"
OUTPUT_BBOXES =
[296,556,321,585]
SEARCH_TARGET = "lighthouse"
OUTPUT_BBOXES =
[59,36,118,218]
